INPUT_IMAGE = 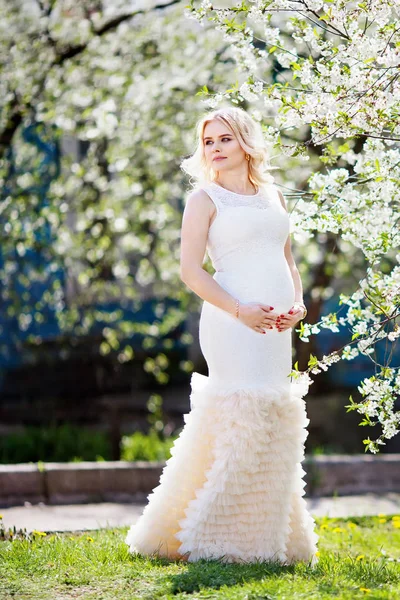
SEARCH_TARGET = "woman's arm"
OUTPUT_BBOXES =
[277,189,304,305]
[180,189,237,316]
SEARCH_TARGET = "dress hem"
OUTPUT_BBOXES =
[125,371,319,566]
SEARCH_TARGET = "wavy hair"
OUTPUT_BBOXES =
[180,106,277,191]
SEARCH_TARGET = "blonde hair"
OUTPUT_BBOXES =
[180,106,277,191]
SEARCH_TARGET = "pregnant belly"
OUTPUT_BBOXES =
[199,285,293,386]
[213,261,295,313]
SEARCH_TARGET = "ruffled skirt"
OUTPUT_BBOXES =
[125,372,319,565]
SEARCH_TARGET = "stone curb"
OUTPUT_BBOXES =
[1,454,399,508]
[305,454,400,496]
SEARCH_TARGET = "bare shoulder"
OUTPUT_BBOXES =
[184,187,215,219]
[186,187,213,206]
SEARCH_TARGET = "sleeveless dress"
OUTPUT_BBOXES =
[125,181,319,565]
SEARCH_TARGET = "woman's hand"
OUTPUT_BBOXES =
[275,305,305,332]
[237,302,276,334]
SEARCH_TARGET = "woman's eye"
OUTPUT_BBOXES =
[205,138,230,145]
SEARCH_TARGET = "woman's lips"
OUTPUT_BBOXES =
[213,157,227,161]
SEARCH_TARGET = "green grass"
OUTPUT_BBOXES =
[0,515,399,599]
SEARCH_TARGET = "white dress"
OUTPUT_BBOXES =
[125,181,319,565]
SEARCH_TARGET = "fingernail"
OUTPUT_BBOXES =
[289,310,293,314]
[269,306,274,310]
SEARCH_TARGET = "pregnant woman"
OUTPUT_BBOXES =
[125,106,319,566]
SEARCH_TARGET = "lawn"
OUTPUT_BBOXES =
[0,514,399,599]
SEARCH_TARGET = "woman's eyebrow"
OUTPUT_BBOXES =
[203,133,233,141]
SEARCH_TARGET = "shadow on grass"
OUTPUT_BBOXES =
[127,551,300,598]
[168,558,295,596]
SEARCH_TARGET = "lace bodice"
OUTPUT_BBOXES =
[200,181,290,279]
[207,182,272,210]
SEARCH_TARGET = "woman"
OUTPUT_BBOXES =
[125,106,319,566]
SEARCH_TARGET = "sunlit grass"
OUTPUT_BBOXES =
[0,514,399,599]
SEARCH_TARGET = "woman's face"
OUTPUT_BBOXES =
[203,119,246,173]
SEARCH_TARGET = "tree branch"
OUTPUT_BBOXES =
[0,0,181,158]
[0,95,23,157]
[53,0,181,65]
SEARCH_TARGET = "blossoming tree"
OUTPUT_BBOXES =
[0,0,236,384]
[185,0,400,452]
[1,0,399,451]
